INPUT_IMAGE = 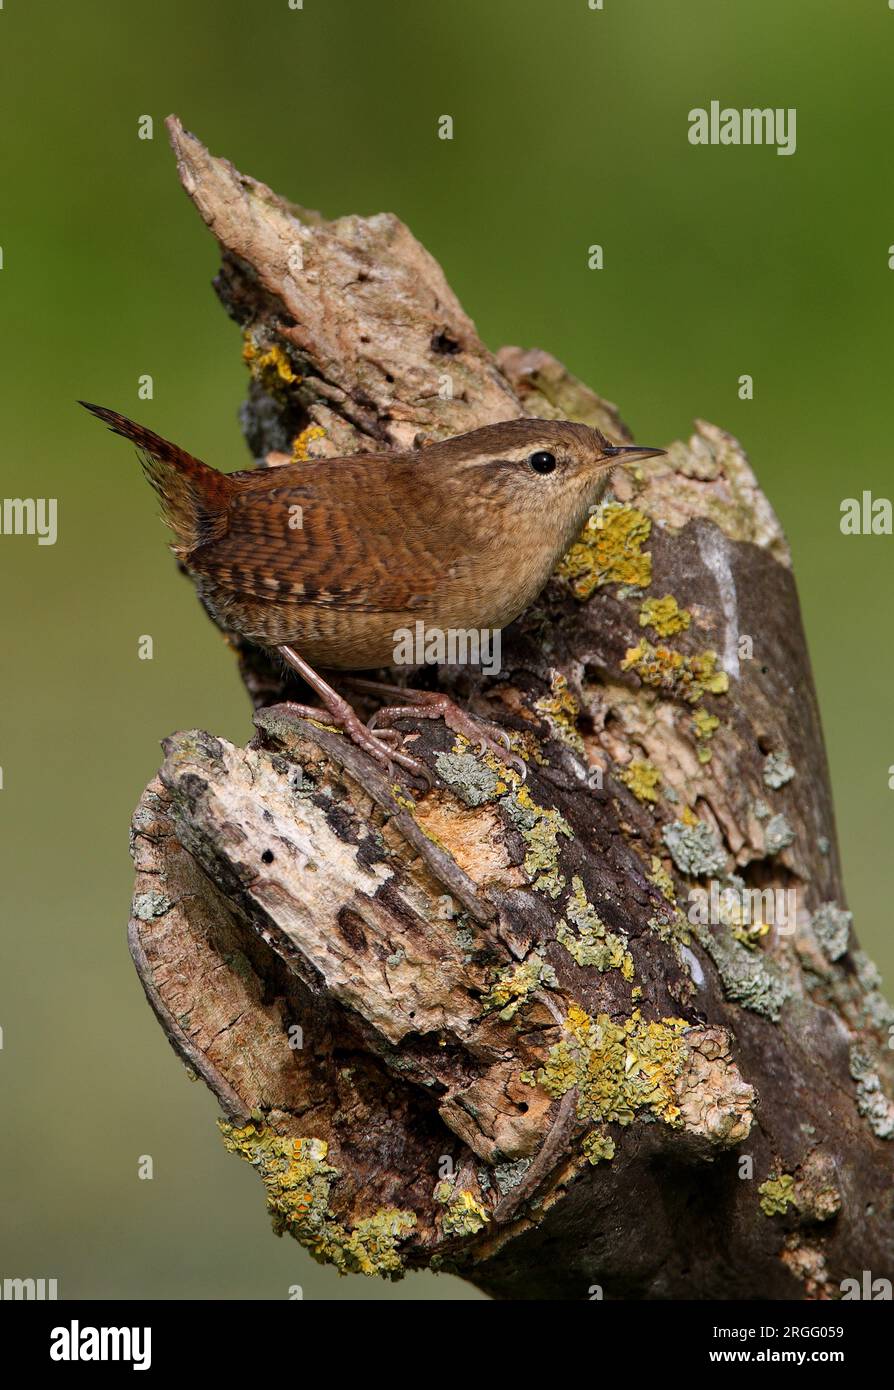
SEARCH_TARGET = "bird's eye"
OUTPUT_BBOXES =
[529,450,557,475]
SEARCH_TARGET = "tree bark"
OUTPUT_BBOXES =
[128,116,894,1299]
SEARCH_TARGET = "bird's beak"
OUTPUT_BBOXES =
[602,444,666,465]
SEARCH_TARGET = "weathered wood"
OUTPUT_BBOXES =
[127,117,894,1297]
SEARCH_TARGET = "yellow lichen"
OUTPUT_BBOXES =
[291,424,326,461]
[454,732,532,789]
[621,641,730,705]
[242,336,301,392]
[582,1129,616,1164]
[435,1183,489,1237]
[556,502,652,598]
[528,1006,689,1127]
[693,708,720,740]
[647,855,676,902]
[556,876,634,979]
[618,759,661,804]
[219,1122,416,1276]
[649,911,692,945]
[392,787,418,814]
[732,920,771,949]
[759,1173,797,1217]
[534,671,585,753]
[482,953,558,1021]
[693,707,720,764]
[639,594,691,637]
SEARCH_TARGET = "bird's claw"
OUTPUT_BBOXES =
[368,698,525,782]
[365,718,433,789]
[469,732,527,782]
[493,730,528,781]
[278,699,431,790]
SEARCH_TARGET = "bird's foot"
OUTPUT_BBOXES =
[275,645,431,787]
[359,686,527,781]
[279,700,431,785]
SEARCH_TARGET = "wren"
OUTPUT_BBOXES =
[81,404,663,779]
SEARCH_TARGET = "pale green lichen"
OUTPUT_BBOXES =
[503,785,573,898]
[219,1122,416,1276]
[662,819,727,877]
[556,876,634,979]
[693,924,791,1020]
[534,671,585,753]
[525,1005,689,1127]
[618,760,661,804]
[493,1158,532,1194]
[759,1173,797,1216]
[621,641,729,704]
[649,911,691,945]
[437,742,571,897]
[434,1183,489,1237]
[454,923,482,962]
[849,1047,894,1139]
[433,751,501,806]
[639,594,691,637]
[852,951,894,1035]
[132,891,173,920]
[763,750,795,788]
[764,814,795,855]
[811,902,852,962]
[582,1129,616,1164]
[482,952,558,1021]
[556,502,652,598]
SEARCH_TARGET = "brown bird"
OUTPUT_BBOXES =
[81,404,663,779]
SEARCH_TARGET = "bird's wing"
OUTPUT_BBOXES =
[186,457,444,613]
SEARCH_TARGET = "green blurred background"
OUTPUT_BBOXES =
[1,0,892,1300]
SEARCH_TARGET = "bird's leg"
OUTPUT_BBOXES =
[342,677,527,781]
[276,646,431,783]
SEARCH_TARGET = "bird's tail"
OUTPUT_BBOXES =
[80,402,232,555]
